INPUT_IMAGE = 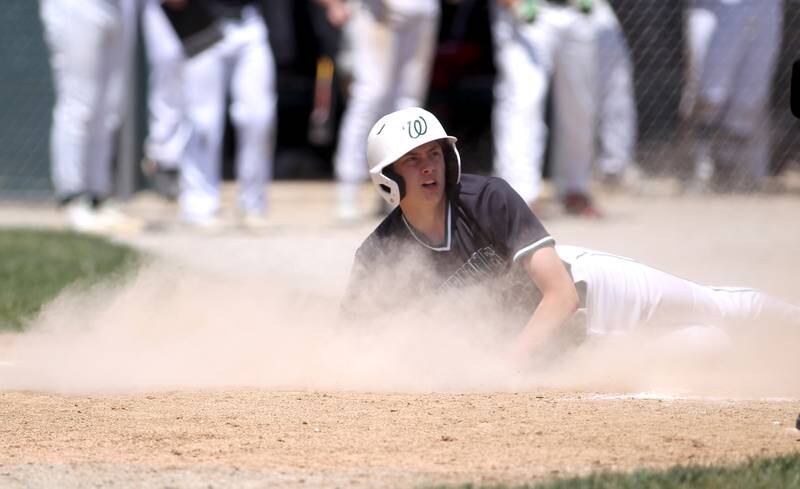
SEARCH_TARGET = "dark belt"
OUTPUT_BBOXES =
[575,280,588,309]
[562,260,588,308]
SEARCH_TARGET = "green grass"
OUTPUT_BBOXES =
[436,453,800,489]
[0,228,140,331]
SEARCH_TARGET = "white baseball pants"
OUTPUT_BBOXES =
[141,0,188,170]
[40,0,137,200]
[593,1,636,177]
[180,6,277,222]
[556,245,800,337]
[683,0,783,182]
[491,2,597,203]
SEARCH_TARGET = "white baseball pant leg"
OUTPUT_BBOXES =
[557,245,800,337]
[40,0,133,200]
[680,0,718,180]
[490,4,557,204]
[549,6,597,198]
[142,0,188,170]
[593,1,636,176]
[181,40,227,221]
[333,3,440,185]
[228,9,277,216]
[680,0,717,120]
[391,11,439,112]
[695,0,782,182]
[180,7,276,221]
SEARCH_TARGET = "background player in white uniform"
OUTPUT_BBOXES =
[491,0,637,215]
[179,0,277,230]
[681,0,783,192]
[40,0,142,234]
[344,107,798,364]
[317,0,441,221]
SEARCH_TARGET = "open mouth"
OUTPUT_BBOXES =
[422,179,437,189]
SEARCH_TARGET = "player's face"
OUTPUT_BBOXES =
[393,140,446,206]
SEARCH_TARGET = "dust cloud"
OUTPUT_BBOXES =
[0,251,797,399]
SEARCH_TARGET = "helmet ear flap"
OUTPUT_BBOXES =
[442,143,461,187]
[382,165,406,201]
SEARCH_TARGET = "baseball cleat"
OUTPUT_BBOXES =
[563,192,603,218]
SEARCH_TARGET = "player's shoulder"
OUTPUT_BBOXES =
[460,173,511,194]
[457,173,518,206]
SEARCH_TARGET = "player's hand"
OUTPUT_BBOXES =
[505,339,557,376]
[505,340,534,373]
[325,1,350,27]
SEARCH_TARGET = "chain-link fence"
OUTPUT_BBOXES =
[0,1,53,198]
[614,0,799,187]
[0,1,798,200]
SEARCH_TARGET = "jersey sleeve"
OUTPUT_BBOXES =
[477,177,554,262]
[340,242,377,319]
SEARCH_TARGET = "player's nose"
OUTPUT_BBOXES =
[421,157,436,174]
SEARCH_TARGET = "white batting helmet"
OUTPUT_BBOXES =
[366,107,461,206]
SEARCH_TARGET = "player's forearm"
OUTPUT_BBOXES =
[510,290,579,364]
[513,246,580,364]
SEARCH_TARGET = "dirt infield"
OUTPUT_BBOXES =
[1,178,799,487]
[1,391,798,488]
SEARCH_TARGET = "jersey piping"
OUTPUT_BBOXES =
[401,203,452,251]
[512,236,556,262]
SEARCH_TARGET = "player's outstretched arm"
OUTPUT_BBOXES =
[509,245,579,367]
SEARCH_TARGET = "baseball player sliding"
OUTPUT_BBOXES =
[343,107,799,365]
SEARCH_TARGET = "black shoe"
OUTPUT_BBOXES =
[142,158,180,201]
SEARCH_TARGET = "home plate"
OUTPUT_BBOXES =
[586,392,800,402]
[592,392,684,401]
